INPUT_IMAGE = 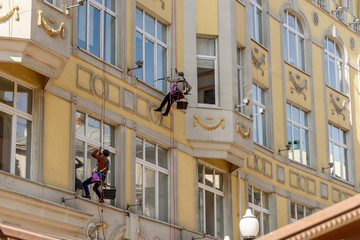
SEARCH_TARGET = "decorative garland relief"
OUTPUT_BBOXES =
[289,71,307,100]
[0,3,19,22]
[37,10,65,39]
[330,93,346,120]
[236,120,250,138]
[193,114,224,131]
[251,47,265,76]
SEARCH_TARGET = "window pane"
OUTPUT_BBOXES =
[291,202,296,219]
[259,112,266,146]
[216,195,224,239]
[302,128,309,165]
[136,137,143,159]
[263,213,270,234]
[106,0,116,12]
[289,32,296,65]
[103,123,115,147]
[298,37,304,71]
[287,122,293,159]
[199,189,204,233]
[145,141,156,164]
[104,13,116,65]
[77,3,87,50]
[136,8,143,29]
[250,5,255,39]
[145,14,155,36]
[283,27,288,62]
[333,145,341,178]
[253,105,258,142]
[253,187,261,207]
[157,44,167,92]
[198,164,204,183]
[0,76,14,107]
[0,112,12,173]
[75,140,85,192]
[205,166,214,187]
[159,172,168,222]
[205,190,215,236]
[105,152,115,187]
[256,7,263,44]
[135,163,143,215]
[214,170,223,191]
[306,208,312,217]
[89,5,101,57]
[87,145,97,177]
[328,39,334,53]
[297,204,304,219]
[288,13,295,29]
[297,19,303,33]
[197,38,215,56]
[254,210,262,237]
[324,53,328,84]
[16,85,32,114]
[248,186,253,203]
[76,111,85,136]
[16,117,31,179]
[293,106,300,123]
[136,32,143,80]
[158,146,168,169]
[145,39,155,86]
[333,126,340,142]
[262,191,269,209]
[87,116,101,142]
[197,59,215,104]
[157,22,167,43]
[145,168,155,218]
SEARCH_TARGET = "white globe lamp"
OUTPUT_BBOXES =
[239,209,259,240]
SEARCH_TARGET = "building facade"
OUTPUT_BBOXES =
[1,0,360,239]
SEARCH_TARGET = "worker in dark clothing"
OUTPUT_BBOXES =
[82,147,110,203]
[154,72,192,116]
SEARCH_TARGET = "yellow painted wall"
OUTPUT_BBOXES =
[177,152,196,229]
[136,0,172,24]
[236,1,246,47]
[44,92,71,189]
[276,195,288,228]
[0,63,47,88]
[176,0,184,73]
[196,0,219,36]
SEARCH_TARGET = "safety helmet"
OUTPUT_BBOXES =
[178,72,184,76]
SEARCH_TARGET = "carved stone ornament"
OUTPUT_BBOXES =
[330,93,346,120]
[349,36,355,50]
[160,0,165,9]
[251,47,266,76]
[236,120,250,138]
[193,114,225,130]
[37,10,65,39]
[312,11,319,25]
[0,3,19,22]
[289,71,307,100]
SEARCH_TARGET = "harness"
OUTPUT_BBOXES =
[171,77,188,101]
[97,158,109,177]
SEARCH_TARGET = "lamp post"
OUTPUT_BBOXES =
[239,209,259,240]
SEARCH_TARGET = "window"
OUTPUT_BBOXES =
[250,0,263,45]
[197,38,217,105]
[237,48,244,113]
[77,0,117,65]
[75,111,116,201]
[324,37,344,93]
[198,163,224,239]
[290,202,312,223]
[0,76,33,179]
[248,185,270,237]
[135,137,168,222]
[252,84,266,146]
[317,0,327,9]
[328,124,348,181]
[283,10,305,71]
[136,8,168,92]
[287,104,309,165]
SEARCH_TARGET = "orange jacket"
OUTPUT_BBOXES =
[91,149,109,174]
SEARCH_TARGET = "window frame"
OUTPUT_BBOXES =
[0,76,34,179]
[252,83,266,146]
[249,0,264,45]
[290,201,313,223]
[283,10,305,71]
[196,37,219,106]
[287,104,310,166]
[248,185,270,237]
[135,8,169,92]
[77,0,118,65]
[324,36,344,93]
[197,162,225,239]
[328,124,348,181]
[237,48,244,113]
[135,136,169,222]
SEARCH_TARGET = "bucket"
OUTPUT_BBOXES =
[103,187,116,199]
[176,101,188,109]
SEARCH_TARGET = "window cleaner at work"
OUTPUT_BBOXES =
[154,72,192,116]
[82,147,110,203]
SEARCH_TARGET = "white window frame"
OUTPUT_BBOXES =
[135,137,169,221]
[196,37,219,106]
[249,0,263,45]
[324,37,344,93]
[248,185,270,236]
[197,162,225,239]
[237,48,244,113]
[78,0,117,64]
[287,104,309,166]
[283,10,305,71]
[0,76,34,179]
[290,201,312,223]
[75,111,116,188]
[328,124,348,181]
[252,83,266,146]
[136,8,168,92]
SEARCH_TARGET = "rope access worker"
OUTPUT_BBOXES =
[154,72,192,116]
[82,147,110,203]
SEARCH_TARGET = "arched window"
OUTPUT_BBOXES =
[283,10,305,71]
[250,0,263,45]
[324,37,344,93]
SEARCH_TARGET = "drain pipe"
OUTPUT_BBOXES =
[238,170,242,240]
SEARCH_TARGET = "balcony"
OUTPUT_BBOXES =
[0,1,70,83]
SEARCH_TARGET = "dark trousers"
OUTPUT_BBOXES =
[159,91,184,114]
[82,175,106,199]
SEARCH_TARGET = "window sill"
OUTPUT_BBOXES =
[42,1,66,14]
[196,104,222,110]
[325,84,348,98]
[330,175,355,189]
[250,38,268,52]
[288,159,317,174]
[284,61,310,76]
[254,142,273,155]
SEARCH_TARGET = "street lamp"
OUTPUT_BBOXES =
[239,209,259,240]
